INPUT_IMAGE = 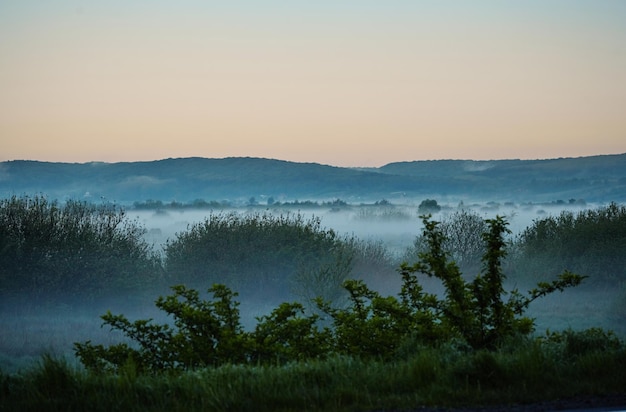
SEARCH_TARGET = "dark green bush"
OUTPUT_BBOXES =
[74,284,331,373]
[541,328,623,359]
[0,195,163,308]
[320,215,584,352]
[512,202,626,285]
[163,212,357,303]
[251,302,332,364]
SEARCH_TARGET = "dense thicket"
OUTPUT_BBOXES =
[163,212,395,303]
[511,202,626,285]
[404,209,488,275]
[0,198,397,311]
[0,195,162,309]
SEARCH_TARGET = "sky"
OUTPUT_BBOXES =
[1,1,625,167]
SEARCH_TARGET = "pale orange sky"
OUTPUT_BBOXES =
[1,1,625,167]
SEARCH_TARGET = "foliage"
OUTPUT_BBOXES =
[512,202,626,285]
[6,339,626,412]
[74,284,332,374]
[291,245,353,310]
[320,215,585,351]
[163,212,358,302]
[404,208,488,275]
[251,302,332,364]
[75,284,251,373]
[0,195,162,307]
[75,215,586,374]
[417,199,441,214]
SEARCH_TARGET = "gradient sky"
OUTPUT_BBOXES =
[1,1,625,167]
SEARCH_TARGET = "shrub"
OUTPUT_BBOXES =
[319,215,585,352]
[74,284,330,373]
[404,209,488,276]
[0,195,163,308]
[512,202,626,285]
[163,212,356,303]
[75,215,586,373]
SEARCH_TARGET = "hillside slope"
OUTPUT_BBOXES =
[1,154,625,203]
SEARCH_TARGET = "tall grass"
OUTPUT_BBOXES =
[2,335,625,412]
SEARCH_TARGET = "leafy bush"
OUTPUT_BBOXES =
[163,212,357,303]
[321,215,585,352]
[541,328,623,359]
[512,202,626,285]
[0,195,162,308]
[74,284,331,373]
[75,215,586,373]
[404,209,488,275]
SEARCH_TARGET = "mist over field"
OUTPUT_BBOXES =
[3,194,624,376]
[133,199,593,255]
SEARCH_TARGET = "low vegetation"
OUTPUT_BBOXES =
[71,215,585,373]
[511,202,626,285]
[3,334,626,412]
[1,196,625,410]
[0,195,162,309]
[163,211,355,303]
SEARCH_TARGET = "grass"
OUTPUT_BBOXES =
[2,336,625,412]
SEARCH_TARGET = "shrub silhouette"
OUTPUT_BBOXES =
[0,195,162,308]
[164,211,394,306]
[512,202,626,286]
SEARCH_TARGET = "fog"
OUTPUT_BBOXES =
[132,199,596,254]
[1,198,622,375]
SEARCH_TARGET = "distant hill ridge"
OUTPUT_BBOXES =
[1,154,625,203]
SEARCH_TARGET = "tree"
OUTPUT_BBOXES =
[418,199,441,214]
[320,215,585,352]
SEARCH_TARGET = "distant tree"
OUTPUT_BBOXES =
[418,199,441,214]
[324,199,348,208]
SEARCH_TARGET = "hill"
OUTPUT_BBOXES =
[1,154,625,204]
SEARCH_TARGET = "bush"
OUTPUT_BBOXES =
[75,215,586,373]
[163,212,357,303]
[0,195,163,308]
[321,215,585,352]
[404,209,488,275]
[74,284,331,373]
[512,202,626,285]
